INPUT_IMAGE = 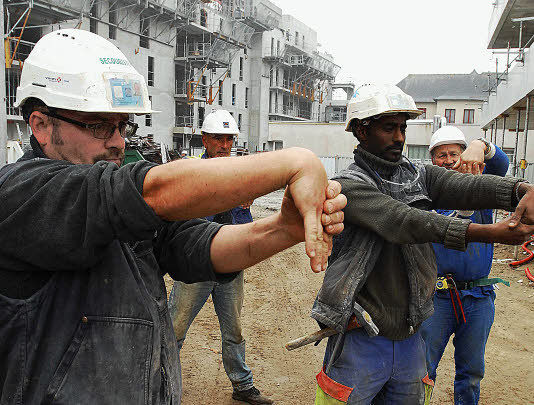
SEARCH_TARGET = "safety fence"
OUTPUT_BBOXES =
[319,156,354,179]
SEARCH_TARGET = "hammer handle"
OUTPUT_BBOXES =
[285,317,361,351]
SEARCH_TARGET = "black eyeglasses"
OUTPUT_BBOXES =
[43,110,138,140]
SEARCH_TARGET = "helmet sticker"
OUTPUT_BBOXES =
[223,121,229,128]
[107,77,145,108]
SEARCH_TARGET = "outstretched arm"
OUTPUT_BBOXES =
[143,147,331,270]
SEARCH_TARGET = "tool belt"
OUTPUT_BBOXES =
[436,276,510,291]
[435,274,509,325]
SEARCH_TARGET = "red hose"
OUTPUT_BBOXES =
[510,238,534,267]
[526,268,534,282]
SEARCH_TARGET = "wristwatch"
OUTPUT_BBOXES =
[477,137,494,159]
[477,138,491,155]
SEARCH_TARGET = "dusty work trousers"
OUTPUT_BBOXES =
[420,292,495,405]
[317,328,427,405]
[168,271,254,392]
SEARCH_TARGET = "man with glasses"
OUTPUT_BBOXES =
[0,29,346,405]
[168,109,272,405]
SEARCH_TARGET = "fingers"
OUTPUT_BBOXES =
[322,211,344,227]
[323,193,347,215]
[326,180,342,199]
[324,222,344,235]
[452,159,461,170]
[303,208,327,273]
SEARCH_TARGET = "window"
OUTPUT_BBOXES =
[245,87,249,109]
[201,76,207,98]
[108,3,117,40]
[271,38,275,55]
[463,109,475,124]
[302,35,305,49]
[147,56,154,86]
[238,113,242,130]
[139,15,149,49]
[269,68,274,86]
[275,68,279,86]
[407,145,431,161]
[295,31,299,45]
[239,57,243,81]
[285,31,290,41]
[89,3,98,34]
[445,109,455,124]
[218,80,223,106]
[276,40,280,57]
[418,107,426,119]
[198,106,205,128]
[146,96,152,126]
[232,83,236,106]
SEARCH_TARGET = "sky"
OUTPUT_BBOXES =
[270,0,497,86]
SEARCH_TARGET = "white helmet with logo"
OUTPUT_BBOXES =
[428,126,467,153]
[15,29,155,114]
[201,110,240,135]
[345,84,422,131]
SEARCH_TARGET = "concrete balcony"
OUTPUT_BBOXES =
[480,46,534,128]
[488,0,534,49]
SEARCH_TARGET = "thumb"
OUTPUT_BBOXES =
[452,159,461,170]
[509,206,525,228]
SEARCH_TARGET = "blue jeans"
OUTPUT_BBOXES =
[323,328,427,405]
[168,271,253,391]
[420,292,495,405]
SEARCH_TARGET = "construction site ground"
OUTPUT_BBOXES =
[165,191,534,405]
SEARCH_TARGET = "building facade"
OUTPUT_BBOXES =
[3,0,340,162]
[397,71,499,162]
[481,0,534,177]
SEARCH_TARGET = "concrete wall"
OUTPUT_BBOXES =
[268,121,356,156]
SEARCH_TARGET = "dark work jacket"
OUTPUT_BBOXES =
[311,147,518,338]
[0,139,222,404]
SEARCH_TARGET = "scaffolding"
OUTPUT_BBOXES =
[265,37,341,121]
[173,0,256,129]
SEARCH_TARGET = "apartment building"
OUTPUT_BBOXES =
[397,71,497,161]
[2,0,340,161]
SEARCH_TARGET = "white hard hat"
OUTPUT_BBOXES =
[345,84,422,131]
[429,126,467,152]
[201,110,240,135]
[15,29,155,114]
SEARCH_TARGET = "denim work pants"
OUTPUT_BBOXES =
[321,328,427,405]
[168,271,253,391]
[420,292,495,405]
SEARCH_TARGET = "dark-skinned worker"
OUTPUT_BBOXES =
[311,83,534,405]
[168,109,273,404]
[421,126,510,405]
[0,29,346,405]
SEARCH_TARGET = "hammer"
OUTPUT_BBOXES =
[285,303,379,351]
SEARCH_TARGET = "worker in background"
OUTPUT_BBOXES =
[312,83,534,405]
[168,109,271,405]
[420,127,510,404]
[0,29,346,405]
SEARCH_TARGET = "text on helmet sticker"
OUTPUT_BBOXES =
[99,57,130,66]
[108,77,145,108]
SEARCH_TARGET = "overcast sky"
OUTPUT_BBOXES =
[271,0,496,86]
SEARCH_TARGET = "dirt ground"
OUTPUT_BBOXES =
[165,198,534,405]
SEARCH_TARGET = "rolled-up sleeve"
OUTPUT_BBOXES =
[155,219,223,283]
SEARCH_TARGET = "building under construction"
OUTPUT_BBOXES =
[2,0,340,161]
[481,0,534,179]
